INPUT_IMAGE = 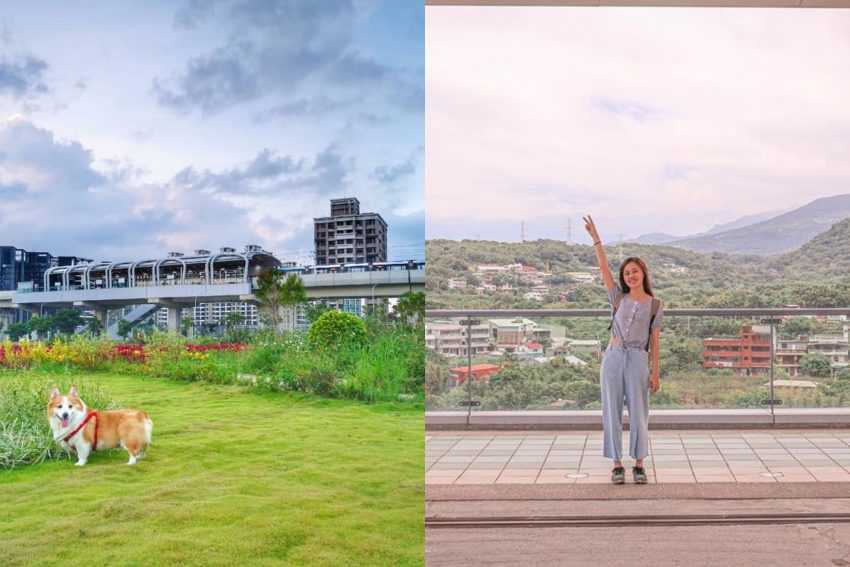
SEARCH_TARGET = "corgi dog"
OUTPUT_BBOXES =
[47,386,153,466]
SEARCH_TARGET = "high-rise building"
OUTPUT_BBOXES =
[24,252,54,288]
[313,197,387,265]
[0,246,61,292]
[0,246,24,291]
[1,246,70,328]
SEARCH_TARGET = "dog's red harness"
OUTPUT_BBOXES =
[63,411,99,451]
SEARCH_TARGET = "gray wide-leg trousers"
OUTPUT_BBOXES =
[600,346,650,461]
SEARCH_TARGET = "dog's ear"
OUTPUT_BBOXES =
[50,388,60,400]
[69,385,78,397]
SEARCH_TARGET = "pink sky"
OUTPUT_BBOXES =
[426,7,850,242]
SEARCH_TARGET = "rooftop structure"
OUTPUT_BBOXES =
[40,245,278,293]
[449,363,502,385]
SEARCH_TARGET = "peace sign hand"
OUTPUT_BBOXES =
[583,215,600,242]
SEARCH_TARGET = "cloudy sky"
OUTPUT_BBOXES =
[426,7,850,243]
[0,1,423,263]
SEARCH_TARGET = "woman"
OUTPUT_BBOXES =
[583,215,663,485]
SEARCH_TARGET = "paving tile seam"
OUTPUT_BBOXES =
[427,433,850,485]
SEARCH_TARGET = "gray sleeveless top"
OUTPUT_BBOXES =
[607,286,663,349]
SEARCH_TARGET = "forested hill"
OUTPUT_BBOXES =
[770,217,850,278]
[426,231,850,309]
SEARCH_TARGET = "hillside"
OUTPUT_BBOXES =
[426,226,850,309]
[427,238,772,309]
[668,194,850,256]
[771,217,850,279]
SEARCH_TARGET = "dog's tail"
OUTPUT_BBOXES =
[143,414,153,446]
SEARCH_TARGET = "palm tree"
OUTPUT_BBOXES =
[255,268,284,330]
[255,269,307,332]
[395,291,425,326]
[279,274,307,331]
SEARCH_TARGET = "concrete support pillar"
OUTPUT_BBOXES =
[166,306,181,333]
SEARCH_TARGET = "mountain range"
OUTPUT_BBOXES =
[630,194,850,256]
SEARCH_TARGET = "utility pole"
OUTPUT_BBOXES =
[521,221,527,242]
[618,233,624,263]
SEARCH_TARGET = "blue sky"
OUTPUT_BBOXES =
[0,0,423,263]
[427,7,850,243]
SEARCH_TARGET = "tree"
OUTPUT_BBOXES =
[85,317,103,336]
[800,353,832,378]
[304,302,331,324]
[180,316,193,337]
[255,268,284,329]
[279,273,307,330]
[781,317,813,338]
[224,311,245,331]
[29,316,53,340]
[395,291,425,326]
[255,269,306,332]
[52,309,83,335]
[117,320,134,341]
[7,321,30,341]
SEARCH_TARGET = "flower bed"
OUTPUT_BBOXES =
[1,340,247,367]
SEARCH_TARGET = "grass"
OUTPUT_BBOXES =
[3,327,426,404]
[0,377,116,468]
[0,371,424,566]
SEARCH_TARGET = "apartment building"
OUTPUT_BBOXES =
[155,302,260,329]
[776,338,808,377]
[807,335,850,366]
[565,272,596,284]
[487,318,552,350]
[425,321,491,357]
[313,197,387,265]
[703,324,772,375]
[776,334,850,376]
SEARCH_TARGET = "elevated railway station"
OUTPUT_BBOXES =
[2,247,424,332]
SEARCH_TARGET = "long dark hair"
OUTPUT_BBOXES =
[619,256,654,296]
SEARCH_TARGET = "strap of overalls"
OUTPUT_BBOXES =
[608,291,622,331]
[644,298,660,352]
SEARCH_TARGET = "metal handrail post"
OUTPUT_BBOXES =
[770,320,776,426]
[466,316,473,430]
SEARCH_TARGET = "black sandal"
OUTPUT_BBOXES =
[633,466,648,484]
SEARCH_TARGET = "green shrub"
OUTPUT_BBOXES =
[308,311,368,351]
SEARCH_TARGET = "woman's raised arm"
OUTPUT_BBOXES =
[583,215,616,292]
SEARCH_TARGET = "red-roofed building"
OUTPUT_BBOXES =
[450,364,502,385]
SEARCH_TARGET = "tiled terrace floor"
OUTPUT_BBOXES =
[426,431,850,485]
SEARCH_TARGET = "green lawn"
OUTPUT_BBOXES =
[0,372,423,566]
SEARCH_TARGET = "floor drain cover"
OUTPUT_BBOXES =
[760,471,784,478]
[566,472,589,479]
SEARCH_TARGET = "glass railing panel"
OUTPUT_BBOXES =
[425,308,850,412]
